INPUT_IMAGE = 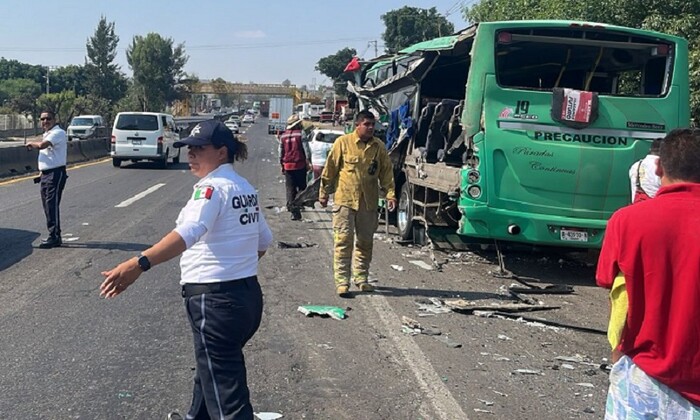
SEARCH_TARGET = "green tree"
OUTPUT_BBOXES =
[381,7,455,53]
[126,33,188,111]
[0,78,41,117]
[84,16,128,103]
[36,91,77,127]
[316,47,357,95]
[73,94,115,125]
[0,58,44,85]
[463,0,700,123]
[49,65,88,95]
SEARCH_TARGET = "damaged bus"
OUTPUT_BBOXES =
[351,20,689,248]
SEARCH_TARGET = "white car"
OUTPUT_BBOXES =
[67,115,105,140]
[242,114,254,124]
[225,121,239,133]
[308,129,344,177]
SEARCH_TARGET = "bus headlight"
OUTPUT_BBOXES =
[467,170,480,184]
[467,186,481,198]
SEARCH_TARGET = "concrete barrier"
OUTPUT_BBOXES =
[0,145,38,177]
[0,137,111,179]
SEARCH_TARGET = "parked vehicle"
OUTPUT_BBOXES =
[67,115,105,140]
[318,111,334,123]
[308,128,344,180]
[242,114,255,124]
[354,20,689,249]
[225,120,239,133]
[295,102,325,121]
[110,112,181,168]
[268,96,294,134]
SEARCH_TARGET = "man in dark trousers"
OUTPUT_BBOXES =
[278,114,311,220]
[27,110,68,248]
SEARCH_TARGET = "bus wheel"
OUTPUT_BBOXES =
[397,182,414,240]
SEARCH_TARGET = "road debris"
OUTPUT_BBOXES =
[414,298,452,314]
[409,260,434,270]
[434,335,461,348]
[473,408,494,414]
[254,413,283,420]
[297,305,346,320]
[576,383,595,388]
[478,399,494,406]
[277,241,317,249]
[445,299,560,313]
[401,316,442,336]
[475,311,607,335]
[512,369,543,375]
[390,264,405,271]
[497,334,511,341]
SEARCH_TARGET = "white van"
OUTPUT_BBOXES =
[111,112,180,168]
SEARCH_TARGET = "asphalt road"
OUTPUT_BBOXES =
[0,119,612,419]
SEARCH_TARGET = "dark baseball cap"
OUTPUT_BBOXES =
[174,120,236,149]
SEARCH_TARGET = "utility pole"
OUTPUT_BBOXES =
[44,65,57,94]
[368,40,378,57]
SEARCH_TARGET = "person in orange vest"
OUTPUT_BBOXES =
[278,115,311,220]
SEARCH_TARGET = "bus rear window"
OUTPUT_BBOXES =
[115,114,159,131]
[495,28,673,97]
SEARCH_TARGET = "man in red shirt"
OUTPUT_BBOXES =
[597,128,700,417]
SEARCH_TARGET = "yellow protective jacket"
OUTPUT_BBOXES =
[320,131,395,211]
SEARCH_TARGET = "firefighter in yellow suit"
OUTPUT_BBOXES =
[319,110,396,297]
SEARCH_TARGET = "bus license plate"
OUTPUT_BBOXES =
[560,229,588,242]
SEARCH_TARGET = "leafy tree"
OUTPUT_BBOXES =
[36,91,77,127]
[0,78,41,117]
[381,7,455,53]
[463,0,700,123]
[126,33,188,111]
[0,58,43,85]
[73,94,115,124]
[49,65,88,96]
[316,47,357,95]
[84,16,128,103]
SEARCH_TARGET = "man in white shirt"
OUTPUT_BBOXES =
[27,110,68,248]
[629,138,662,203]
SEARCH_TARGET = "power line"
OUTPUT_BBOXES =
[0,37,378,53]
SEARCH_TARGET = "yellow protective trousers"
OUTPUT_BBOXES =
[331,201,379,286]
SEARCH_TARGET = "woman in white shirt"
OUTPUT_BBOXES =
[100,120,272,420]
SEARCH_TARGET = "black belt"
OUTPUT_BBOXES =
[182,276,256,298]
[41,166,66,174]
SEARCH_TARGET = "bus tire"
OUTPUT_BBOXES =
[397,182,414,240]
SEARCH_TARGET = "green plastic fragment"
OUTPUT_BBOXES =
[297,305,346,320]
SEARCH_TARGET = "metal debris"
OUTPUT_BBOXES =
[512,369,543,375]
[390,264,405,271]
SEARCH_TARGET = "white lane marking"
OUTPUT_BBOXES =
[115,183,166,208]
[366,295,469,419]
[309,210,469,419]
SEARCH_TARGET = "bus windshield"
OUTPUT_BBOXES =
[495,27,673,96]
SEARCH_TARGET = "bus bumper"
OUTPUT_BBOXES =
[457,205,608,249]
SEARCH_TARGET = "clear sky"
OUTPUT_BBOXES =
[0,0,470,88]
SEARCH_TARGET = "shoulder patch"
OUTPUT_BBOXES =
[193,185,215,200]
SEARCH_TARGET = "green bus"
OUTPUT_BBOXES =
[352,20,689,248]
